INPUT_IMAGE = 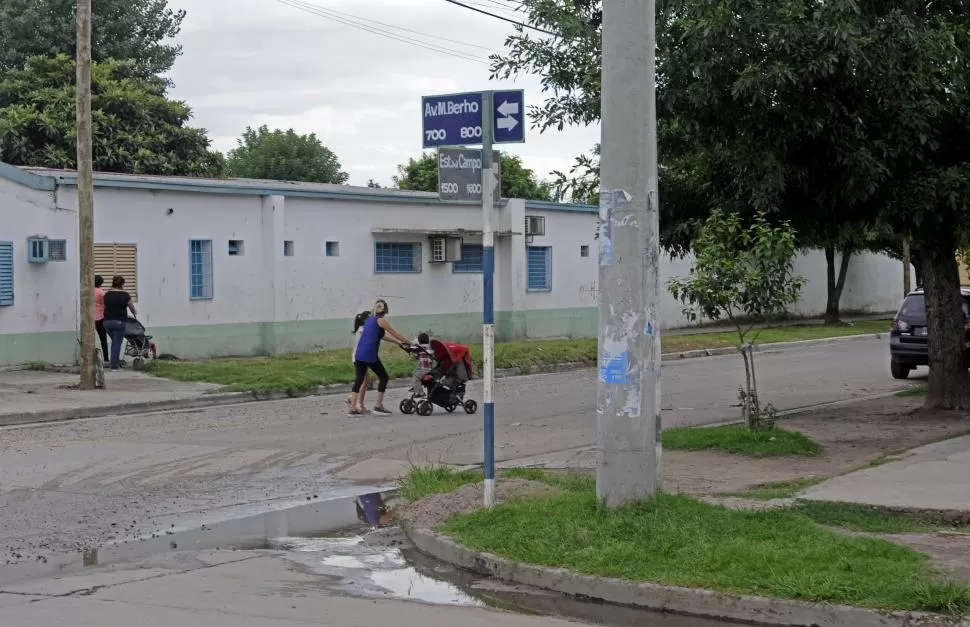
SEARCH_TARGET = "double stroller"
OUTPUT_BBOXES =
[399,339,478,416]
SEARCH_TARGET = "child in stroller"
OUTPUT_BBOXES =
[123,318,157,369]
[399,339,478,416]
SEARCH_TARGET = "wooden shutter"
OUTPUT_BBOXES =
[94,244,138,300]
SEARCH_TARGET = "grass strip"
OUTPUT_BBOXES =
[146,320,889,393]
[440,489,969,614]
[662,425,823,457]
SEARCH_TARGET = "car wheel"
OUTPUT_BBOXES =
[890,359,911,380]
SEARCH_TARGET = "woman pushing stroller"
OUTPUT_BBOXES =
[345,299,409,416]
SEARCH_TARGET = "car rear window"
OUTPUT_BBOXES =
[899,295,925,317]
[897,294,970,319]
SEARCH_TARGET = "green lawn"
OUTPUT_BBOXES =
[791,501,970,534]
[146,319,890,393]
[431,479,969,614]
[662,425,823,457]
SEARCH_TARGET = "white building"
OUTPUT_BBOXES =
[0,162,906,367]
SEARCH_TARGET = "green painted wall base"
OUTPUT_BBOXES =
[0,307,598,365]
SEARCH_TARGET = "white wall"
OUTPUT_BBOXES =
[0,177,77,337]
[0,171,912,365]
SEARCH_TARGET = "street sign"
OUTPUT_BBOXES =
[422,92,484,149]
[422,90,526,148]
[492,90,525,144]
[438,148,501,204]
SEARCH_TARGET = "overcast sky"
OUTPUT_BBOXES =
[166,0,600,187]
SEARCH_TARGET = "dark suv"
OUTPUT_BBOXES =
[889,288,970,379]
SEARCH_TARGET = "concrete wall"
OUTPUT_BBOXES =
[0,170,910,366]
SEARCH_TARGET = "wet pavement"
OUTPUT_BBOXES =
[280,527,745,626]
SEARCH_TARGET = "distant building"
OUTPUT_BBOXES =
[0,162,907,366]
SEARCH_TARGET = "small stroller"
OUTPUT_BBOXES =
[123,317,157,369]
[399,339,478,416]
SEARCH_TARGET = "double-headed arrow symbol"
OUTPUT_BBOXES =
[496,100,519,131]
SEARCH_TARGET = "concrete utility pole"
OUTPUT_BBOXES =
[595,0,661,507]
[76,0,97,389]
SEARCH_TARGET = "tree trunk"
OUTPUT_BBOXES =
[740,347,753,429]
[920,245,970,409]
[911,247,924,288]
[824,246,853,324]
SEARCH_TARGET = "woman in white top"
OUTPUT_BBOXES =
[348,310,372,414]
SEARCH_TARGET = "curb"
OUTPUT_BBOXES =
[0,487,397,587]
[404,525,967,627]
[1,333,886,427]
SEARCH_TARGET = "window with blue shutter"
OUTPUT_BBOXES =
[374,242,421,273]
[0,241,13,306]
[189,239,214,300]
[526,246,552,291]
[452,244,484,273]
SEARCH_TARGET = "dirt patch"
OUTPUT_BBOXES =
[833,529,970,584]
[403,478,560,530]
[664,396,970,495]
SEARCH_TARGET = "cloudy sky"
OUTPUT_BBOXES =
[166,0,600,187]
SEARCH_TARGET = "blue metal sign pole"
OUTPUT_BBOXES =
[481,91,496,509]
[421,88,524,509]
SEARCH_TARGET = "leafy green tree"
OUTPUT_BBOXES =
[366,179,382,188]
[393,151,552,201]
[225,126,348,184]
[0,54,222,176]
[492,0,889,319]
[668,211,806,430]
[0,0,185,80]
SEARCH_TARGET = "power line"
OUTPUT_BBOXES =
[441,0,559,36]
[286,0,503,54]
[276,0,490,64]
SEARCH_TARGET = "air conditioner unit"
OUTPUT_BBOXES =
[429,237,462,263]
[27,237,49,263]
[524,215,546,237]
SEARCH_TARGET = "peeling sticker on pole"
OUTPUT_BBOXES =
[599,349,628,384]
[598,189,631,267]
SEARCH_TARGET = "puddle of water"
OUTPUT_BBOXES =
[283,529,746,626]
[280,532,484,607]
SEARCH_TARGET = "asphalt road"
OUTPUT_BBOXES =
[0,338,914,563]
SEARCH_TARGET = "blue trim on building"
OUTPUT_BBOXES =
[0,162,55,191]
[0,161,596,214]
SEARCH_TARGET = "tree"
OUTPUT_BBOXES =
[0,54,222,176]
[366,179,382,188]
[498,0,970,407]
[492,0,890,322]
[668,211,806,430]
[225,126,349,184]
[0,0,185,80]
[393,151,552,201]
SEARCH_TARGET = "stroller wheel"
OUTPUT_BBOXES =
[416,401,434,417]
[445,404,457,413]
[132,357,144,370]
[463,400,478,414]
[399,398,417,414]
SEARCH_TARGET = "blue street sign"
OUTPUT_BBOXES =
[492,90,525,144]
[422,92,484,149]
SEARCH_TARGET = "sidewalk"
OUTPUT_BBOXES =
[801,433,970,513]
[0,369,226,425]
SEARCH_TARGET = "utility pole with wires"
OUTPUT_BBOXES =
[76,0,98,389]
[595,0,661,507]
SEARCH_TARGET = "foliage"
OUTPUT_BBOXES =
[366,179,382,188]
[668,211,806,429]
[0,0,185,81]
[392,151,552,201]
[0,54,222,176]
[498,0,970,408]
[225,125,348,184]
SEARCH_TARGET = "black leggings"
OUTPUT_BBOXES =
[353,360,389,393]
[95,320,109,362]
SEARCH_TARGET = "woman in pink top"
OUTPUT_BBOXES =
[94,275,108,362]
